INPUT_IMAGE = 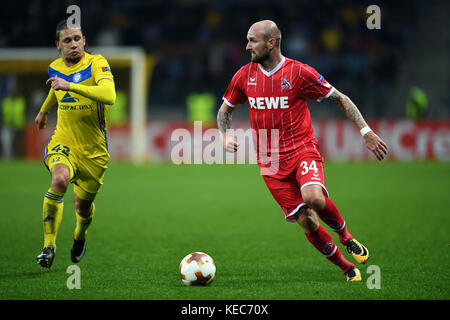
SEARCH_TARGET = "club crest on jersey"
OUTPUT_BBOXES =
[73,72,82,83]
[281,77,292,90]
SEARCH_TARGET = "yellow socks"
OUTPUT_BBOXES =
[74,202,95,241]
[43,188,96,248]
[43,189,64,251]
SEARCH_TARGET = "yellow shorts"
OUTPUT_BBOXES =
[43,139,108,200]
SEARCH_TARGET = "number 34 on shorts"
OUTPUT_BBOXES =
[297,159,325,185]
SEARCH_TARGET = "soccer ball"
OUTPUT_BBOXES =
[179,252,216,286]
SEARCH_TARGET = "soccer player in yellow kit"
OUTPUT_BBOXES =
[35,20,116,268]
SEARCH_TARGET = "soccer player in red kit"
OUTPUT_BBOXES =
[217,20,388,282]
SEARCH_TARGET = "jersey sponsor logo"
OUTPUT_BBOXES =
[101,66,111,72]
[248,96,289,110]
[59,104,93,111]
[61,92,79,103]
[281,77,292,90]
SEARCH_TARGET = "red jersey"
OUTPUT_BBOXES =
[223,57,334,166]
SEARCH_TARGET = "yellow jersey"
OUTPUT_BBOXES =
[41,52,116,163]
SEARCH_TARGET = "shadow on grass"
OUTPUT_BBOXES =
[0,268,67,280]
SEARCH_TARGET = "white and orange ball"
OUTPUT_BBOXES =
[179,252,216,286]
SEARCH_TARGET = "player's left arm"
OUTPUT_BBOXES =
[327,88,388,160]
[70,79,116,105]
[46,75,116,105]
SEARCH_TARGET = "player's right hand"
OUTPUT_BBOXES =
[221,132,239,152]
[35,112,48,130]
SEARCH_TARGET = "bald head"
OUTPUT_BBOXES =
[249,20,282,48]
[246,20,283,65]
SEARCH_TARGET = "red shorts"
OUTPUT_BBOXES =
[261,142,329,222]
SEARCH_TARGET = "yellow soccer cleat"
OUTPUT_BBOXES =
[345,266,362,282]
[344,239,370,264]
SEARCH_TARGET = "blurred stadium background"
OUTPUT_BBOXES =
[0,0,448,163]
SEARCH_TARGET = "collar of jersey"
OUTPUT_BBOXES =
[258,56,285,77]
[56,52,90,72]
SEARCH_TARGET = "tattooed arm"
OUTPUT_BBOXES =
[327,89,368,129]
[217,102,239,152]
[327,88,388,160]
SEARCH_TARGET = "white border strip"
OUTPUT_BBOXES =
[333,221,346,232]
[258,57,286,77]
[285,202,308,222]
[300,182,329,198]
[316,86,335,102]
[325,245,338,257]
[222,97,236,108]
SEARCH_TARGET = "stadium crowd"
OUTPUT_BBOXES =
[2,0,424,117]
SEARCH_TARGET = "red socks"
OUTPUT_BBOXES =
[305,225,354,273]
[316,197,353,244]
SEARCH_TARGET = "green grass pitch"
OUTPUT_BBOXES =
[0,160,449,300]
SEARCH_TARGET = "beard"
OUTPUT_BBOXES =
[250,49,270,64]
[63,48,84,64]
[65,54,83,64]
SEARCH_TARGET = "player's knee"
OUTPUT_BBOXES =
[308,197,325,210]
[74,202,90,217]
[296,208,319,232]
[51,174,69,193]
[74,198,93,218]
[75,207,91,218]
[296,211,309,226]
[302,191,325,210]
